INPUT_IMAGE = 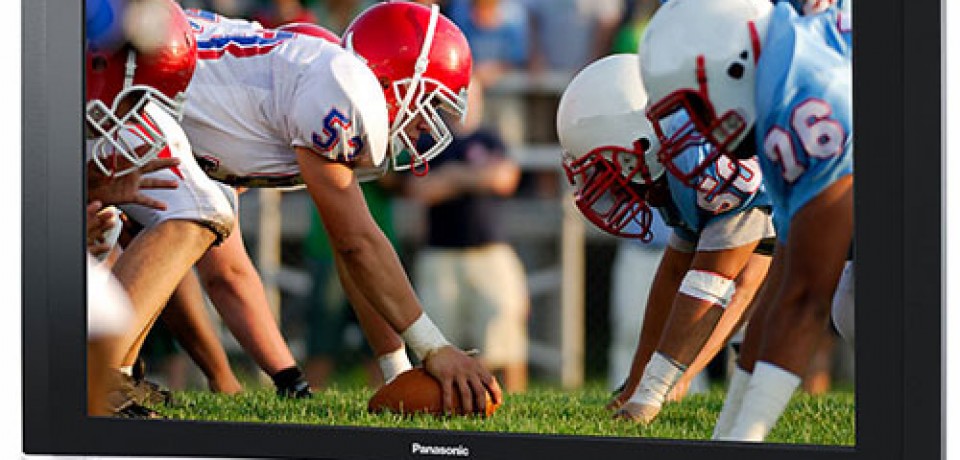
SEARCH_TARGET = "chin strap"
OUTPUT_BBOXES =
[123,49,137,90]
[414,4,439,75]
[394,3,439,126]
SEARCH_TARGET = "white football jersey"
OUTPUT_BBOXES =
[181,10,389,186]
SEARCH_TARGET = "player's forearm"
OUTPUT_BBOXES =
[632,248,694,375]
[678,253,771,385]
[333,252,405,356]
[333,227,423,333]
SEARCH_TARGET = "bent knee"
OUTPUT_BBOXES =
[199,260,257,295]
[778,283,836,324]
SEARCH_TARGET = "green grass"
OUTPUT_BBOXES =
[164,384,854,446]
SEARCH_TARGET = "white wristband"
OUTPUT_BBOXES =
[378,347,413,384]
[400,313,451,361]
[628,352,686,409]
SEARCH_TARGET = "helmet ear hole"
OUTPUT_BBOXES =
[92,56,109,72]
[638,137,651,151]
[727,62,746,79]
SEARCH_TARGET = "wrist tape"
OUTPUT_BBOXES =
[400,313,450,361]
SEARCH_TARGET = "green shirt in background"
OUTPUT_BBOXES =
[304,182,397,260]
[611,18,650,55]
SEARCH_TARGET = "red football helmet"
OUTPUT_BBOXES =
[343,1,472,174]
[85,0,197,176]
[276,22,342,45]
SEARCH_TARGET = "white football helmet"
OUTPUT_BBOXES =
[640,0,772,187]
[790,0,838,15]
[557,54,664,241]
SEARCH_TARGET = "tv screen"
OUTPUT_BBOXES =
[20,0,945,458]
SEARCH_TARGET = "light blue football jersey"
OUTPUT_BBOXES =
[667,0,850,15]
[780,0,850,16]
[656,115,773,243]
[754,3,852,241]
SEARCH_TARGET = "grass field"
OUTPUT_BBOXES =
[164,384,854,446]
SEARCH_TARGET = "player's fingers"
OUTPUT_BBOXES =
[86,200,104,215]
[610,392,630,410]
[134,194,169,211]
[98,213,117,232]
[605,398,622,411]
[140,157,181,174]
[440,378,455,416]
[456,377,474,415]
[88,242,111,257]
[139,178,179,190]
[467,375,487,414]
[482,371,502,405]
[88,210,113,235]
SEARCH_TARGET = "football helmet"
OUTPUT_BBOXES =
[640,0,772,189]
[86,0,197,176]
[343,1,472,175]
[276,22,342,45]
[787,0,837,15]
[556,54,664,241]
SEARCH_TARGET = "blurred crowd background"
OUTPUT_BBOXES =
[146,0,854,395]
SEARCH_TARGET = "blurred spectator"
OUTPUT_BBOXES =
[411,0,447,8]
[312,0,376,34]
[447,0,529,87]
[251,0,318,28]
[610,0,658,54]
[301,180,400,389]
[406,79,530,392]
[519,0,624,73]
[178,0,252,18]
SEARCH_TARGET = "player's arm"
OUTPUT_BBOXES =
[331,251,411,384]
[667,252,770,401]
[296,147,502,413]
[608,246,693,410]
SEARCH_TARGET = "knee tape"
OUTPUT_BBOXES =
[678,269,736,308]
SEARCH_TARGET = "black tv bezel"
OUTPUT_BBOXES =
[22,0,943,458]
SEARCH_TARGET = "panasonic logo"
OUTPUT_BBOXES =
[410,442,470,457]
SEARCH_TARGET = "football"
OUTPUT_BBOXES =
[367,368,501,417]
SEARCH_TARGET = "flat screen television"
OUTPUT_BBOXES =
[21,0,944,459]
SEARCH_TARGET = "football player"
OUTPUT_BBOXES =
[179,1,501,413]
[87,0,313,412]
[640,0,852,440]
[556,54,774,423]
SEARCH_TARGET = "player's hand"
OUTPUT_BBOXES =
[87,157,181,209]
[606,377,640,411]
[86,201,117,257]
[613,401,661,424]
[665,378,691,403]
[423,346,502,415]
